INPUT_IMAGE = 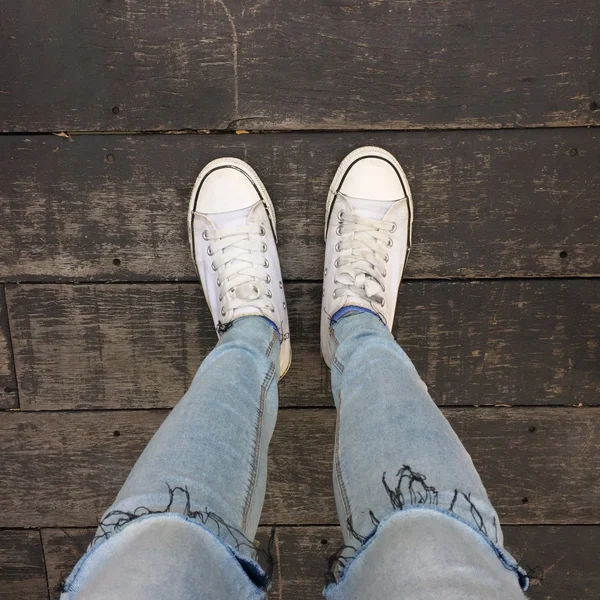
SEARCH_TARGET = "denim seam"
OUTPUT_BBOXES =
[330,326,340,349]
[242,360,276,531]
[325,505,529,593]
[265,330,278,358]
[63,513,266,596]
[333,393,352,532]
[331,355,345,374]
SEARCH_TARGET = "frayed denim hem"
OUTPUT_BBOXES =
[324,506,530,594]
[60,512,270,597]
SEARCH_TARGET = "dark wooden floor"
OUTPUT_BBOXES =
[1,1,599,598]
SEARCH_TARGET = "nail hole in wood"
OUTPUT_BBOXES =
[559,250,567,259]
[521,497,528,504]
[113,430,121,437]
[569,148,578,156]
[528,426,536,433]
[112,105,120,115]
[590,101,598,112]
[320,538,328,545]
[105,153,115,163]
[3,386,13,394]
[113,258,121,266]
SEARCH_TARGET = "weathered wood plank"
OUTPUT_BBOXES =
[0,286,18,409]
[7,281,599,410]
[41,529,93,599]
[1,131,599,281]
[1,0,599,131]
[507,526,600,599]
[0,408,597,527]
[0,530,48,600]
[40,526,600,600]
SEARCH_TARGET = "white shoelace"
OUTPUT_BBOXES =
[200,221,275,322]
[333,209,397,308]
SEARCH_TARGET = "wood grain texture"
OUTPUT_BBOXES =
[0,287,18,408]
[1,0,599,131]
[41,529,94,598]
[7,281,599,410]
[0,408,597,527]
[0,530,48,600]
[1,130,599,282]
[40,526,600,600]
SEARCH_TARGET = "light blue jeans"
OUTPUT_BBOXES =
[61,313,528,599]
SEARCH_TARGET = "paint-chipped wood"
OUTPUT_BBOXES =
[0,408,597,527]
[1,130,599,282]
[7,281,598,410]
[1,1,599,131]
[0,530,47,600]
[40,525,600,599]
[0,286,17,409]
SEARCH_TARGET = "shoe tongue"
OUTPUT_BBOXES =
[348,197,395,220]
[210,204,254,229]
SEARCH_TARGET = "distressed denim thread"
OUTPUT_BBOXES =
[326,466,530,592]
[325,505,530,593]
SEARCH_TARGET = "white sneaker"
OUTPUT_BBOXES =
[188,157,291,378]
[320,146,414,367]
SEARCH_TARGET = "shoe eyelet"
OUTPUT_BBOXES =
[217,278,221,286]
[207,246,213,256]
[382,284,386,292]
[270,306,275,312]
[264,259,269,268]
[279,281,283,289]
[283,302,286,309]
[267,290,273,298]
[218,295,223,302]
[332,290,337,299]
[387,239,393,248]
[390,222,397,233]
[384,254,389,262]
[262,243,268,253]
[337,210,345,221]
[211,263,217,271]
[266,274,271,283]
[324,268,327,276]
[334,258,340,267]
[202,230,209,241]
[336,225,343,236]
[383,270,387,277]
[335,242,341,251]
[381,299,386,307]
[259,226,266,236]
[221,307,226,316]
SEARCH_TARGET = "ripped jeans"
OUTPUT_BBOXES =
[61,313,528,600]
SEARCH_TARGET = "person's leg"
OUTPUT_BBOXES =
[61,158,291,600]
[320,148,528,599]
[97,314,280,554]
[329,310,497,545]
